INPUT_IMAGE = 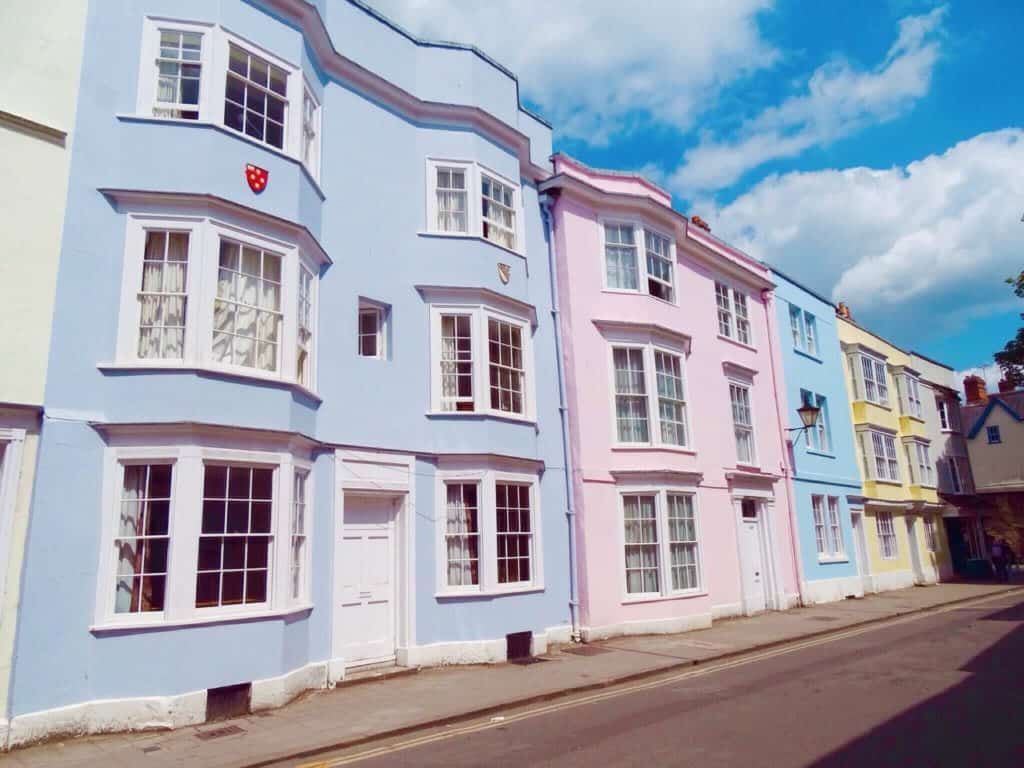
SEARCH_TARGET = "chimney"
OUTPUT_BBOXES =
[690,215,711,232]
[964,375,989,405]
[998,379,1015,394]
[836,302,852,321]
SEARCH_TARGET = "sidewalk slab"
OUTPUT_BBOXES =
[7,581,1020,768]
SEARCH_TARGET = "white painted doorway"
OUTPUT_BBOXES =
[738,499,768,614]
[905,516,925,585]
[850,510,872,593]
[336,494,398,667]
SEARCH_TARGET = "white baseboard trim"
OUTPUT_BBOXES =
[868,569,916,593]
[800,575,865,605]
[711,602,743,621]
[580,611,712,642]
[531,625,572,655]
[250,661,328,711]
[327,657,347,686]
[397,637,507,667]
[6,689,206,749]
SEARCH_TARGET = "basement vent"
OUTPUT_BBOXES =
[506,631,533,662]
[205,683,251,722]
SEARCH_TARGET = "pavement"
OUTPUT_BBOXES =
[5,580,1022,767]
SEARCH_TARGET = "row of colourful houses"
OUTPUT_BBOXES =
[0,0,999,747]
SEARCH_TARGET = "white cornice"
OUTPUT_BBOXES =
[89,420,320,453]
[722,361,759,380]
[415,285,538,326]
[259,0,550,182]
[591,319,692,354]
[539,174,684,236]
[99,189,332,266]
[0,109,66,146]
[608,469,703,487]
[682,230,774,292]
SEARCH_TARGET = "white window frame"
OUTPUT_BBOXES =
[618,486,704,602]
[0,428,27,623]
[901,373,923,419]
[804,313,818,357]
[859,428,900,482]
[923,514,938,552]
[876,511,899,560]
[597,219,677,303]
[428,303,536,422]
[357,300,387,360]
[112,214,322,395]
[300,81,321,182]
[937,398,959,432]
[811,494,846,560]
[905,439,935,487]
[289,463,312,603]
[424,159,524,254]
[948,456,963,493]
[94,443,311,630]
[135,19,307,162]
[607,340,691,450]
[729,377,757,466]
[789,304,804,349]
[799,389,831,453]
[715,282,754,347]
[851,352,890,407]
[433,462,543,597]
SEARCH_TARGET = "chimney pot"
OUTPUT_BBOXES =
[998,379,1015,394]
[836,302,852,320]
[964,375,989,404]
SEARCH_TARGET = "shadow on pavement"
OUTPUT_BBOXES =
[811,597,1024,767]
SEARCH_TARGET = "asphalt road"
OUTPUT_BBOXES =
[294,593,1024,768]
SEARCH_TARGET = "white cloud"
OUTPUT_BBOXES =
[698,128,1024,347]
[367,0,777,144]
[671,6,946,195]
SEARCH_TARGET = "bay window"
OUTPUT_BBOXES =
[860,429,900,482]
[135,20,317,165]
[601,221,677,301]
[906,440,935,487]
[622,489,703,598]
[899,373,923,418]
[427,294,536,420]
[435,462,542,596]
[850,352,890,406]
[111,209,326,393]
[97,442,313,629]
[425,160,522,251]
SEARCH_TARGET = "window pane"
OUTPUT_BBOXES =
[496,483,532,584]
[488,318,526,415]
[114,463,172,613]
[614,348,649,442]
[440,314,474,411]
[445,483,480,586]
[624,495,659,594]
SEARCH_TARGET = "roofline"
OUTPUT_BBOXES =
[551,152,673,201]
[768,265,836,309]
[907,350,955,372]
[966,396,1024,439]
[307,0,551,128]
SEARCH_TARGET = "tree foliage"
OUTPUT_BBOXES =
[995,270,1024,388]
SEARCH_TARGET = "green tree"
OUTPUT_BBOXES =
[995,270,1024,388]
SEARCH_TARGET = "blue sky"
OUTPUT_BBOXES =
[374,0,1023,382]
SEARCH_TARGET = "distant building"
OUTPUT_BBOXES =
[961,376,1024,556]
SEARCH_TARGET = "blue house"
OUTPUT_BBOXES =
[770,270,867,604]
[7,0,571,744]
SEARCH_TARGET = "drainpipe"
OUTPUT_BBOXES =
[761,287,807,606]
[540,192,580,641]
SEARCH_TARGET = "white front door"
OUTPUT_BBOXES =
[906,516,925,584]
[851,511,872,592]
[739,499,767,614]
[338,495,396,666]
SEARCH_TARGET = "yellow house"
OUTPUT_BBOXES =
[0,0,86,737]
[837,311,952,592]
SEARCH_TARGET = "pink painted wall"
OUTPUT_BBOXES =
[550,160,799,633]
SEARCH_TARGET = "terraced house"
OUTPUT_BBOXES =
[837,308,953,592]
[543,156,800,641]
[770,271,865,604]
[5,0,571,746]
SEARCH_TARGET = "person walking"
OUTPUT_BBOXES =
[991,538,1008,582]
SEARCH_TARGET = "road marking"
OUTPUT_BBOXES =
[298,588,1023,768]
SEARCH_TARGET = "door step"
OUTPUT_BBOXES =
[339,661,418,687]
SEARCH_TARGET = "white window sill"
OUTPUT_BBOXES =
[734,461,761,472]
[97,361,322,403]
[91,603,313,634]
[426,410,536,426]
[717,334,757,352]
[599,288,678,307]
[793,348,823,363]
[435,585,544,599]
[417,230,525,260]
[817,556,849,564]
[901,414,926,424]
[622,590,707,605]
[611,444,696,456]
[871,478,903,487]
[856,399,892,411]
[804,449,836,459]
[115,114,326,200]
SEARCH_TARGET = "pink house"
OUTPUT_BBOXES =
[541,155,800,640]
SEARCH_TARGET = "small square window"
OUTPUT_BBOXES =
[987,425,1002,444]
[358,303,386,359]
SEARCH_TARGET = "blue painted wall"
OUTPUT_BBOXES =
[10,0,568,718]
[771,270,862,585]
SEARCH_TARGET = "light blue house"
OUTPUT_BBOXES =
[7,0,571,744]
[770,270,867,604]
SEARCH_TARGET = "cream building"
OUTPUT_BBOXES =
[837,311,952,592]
[0,0,87,737]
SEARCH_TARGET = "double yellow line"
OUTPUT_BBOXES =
[299,588,1023,767]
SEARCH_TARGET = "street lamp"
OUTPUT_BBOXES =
[787,403,821,435]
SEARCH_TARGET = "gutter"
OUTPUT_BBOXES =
[540,192,581,641]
